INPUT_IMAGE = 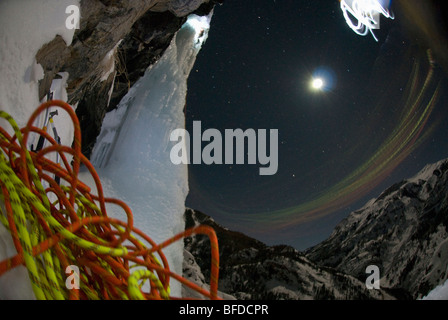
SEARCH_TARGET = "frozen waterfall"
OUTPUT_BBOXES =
[89,14,211,297]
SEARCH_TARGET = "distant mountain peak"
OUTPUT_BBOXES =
[306,158,448,299]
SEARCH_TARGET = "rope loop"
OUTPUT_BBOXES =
[0,101,220,300]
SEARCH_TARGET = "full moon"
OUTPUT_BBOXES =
[311,78,324,90]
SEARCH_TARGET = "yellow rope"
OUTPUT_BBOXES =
[0,101,221,300]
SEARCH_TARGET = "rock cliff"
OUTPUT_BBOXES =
[35,0,221,157]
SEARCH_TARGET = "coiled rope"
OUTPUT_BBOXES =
[0,100,220,300]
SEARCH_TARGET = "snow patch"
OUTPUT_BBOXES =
[0,0,80,130]
[0,223,35,300]
[100,40,122,82]
[422,279,448,300]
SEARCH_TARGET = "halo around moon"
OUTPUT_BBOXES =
[309,66,336,92]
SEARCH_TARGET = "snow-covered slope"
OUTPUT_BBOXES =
[422,279,448,300]
[182,249,236,299]
[0,0,80,151]
[306,158,448,299]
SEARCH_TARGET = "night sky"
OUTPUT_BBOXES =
[185,0,448,250]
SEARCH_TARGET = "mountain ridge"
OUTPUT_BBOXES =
[183,208,397,300]
[183,157,448,299]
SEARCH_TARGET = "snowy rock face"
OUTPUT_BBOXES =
[306,158,448,299]
[183,209,396,300]
[184,157,448,300]
[34,0,216,157]
[151,0,215,17]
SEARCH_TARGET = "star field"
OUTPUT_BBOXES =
[185,0,448,250]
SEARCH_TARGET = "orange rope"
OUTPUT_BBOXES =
[0,100,221,300]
